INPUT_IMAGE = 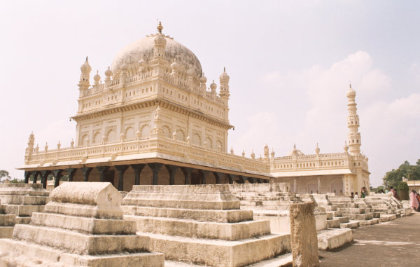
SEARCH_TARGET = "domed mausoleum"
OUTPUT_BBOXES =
[21,23,369,196]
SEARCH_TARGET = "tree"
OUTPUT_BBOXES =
[0,170,9,178]
[383,159,420,188]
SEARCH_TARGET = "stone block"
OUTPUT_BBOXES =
[340,220,359,229]
[123,205,253,223]
[140,232,290,267]
[317,228,353,250]
[49,182,123,219]
[0,226,14,238]
[125,215,270,240]
[289,202,319,267]
[123,185,240,210]
[0,214,15,226]
[326,218,340,228]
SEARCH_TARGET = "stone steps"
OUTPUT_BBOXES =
[379,214,397,222]
[0,226,14,238]
[317,228,353,250]
[358,218,380,226]
[340,220,359,229]
[123,205,253,223]
[326,218,341,228]
[125,215,271,240]
[0,238,164,267]
[138,232,291,267]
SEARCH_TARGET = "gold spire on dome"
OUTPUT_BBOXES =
[157,21,163,34]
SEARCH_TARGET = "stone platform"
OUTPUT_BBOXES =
[0,183,49,224]
[0,182,164,267]
[123,184,291,267]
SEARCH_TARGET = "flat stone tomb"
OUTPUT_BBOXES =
[0,182,164,267]
[122,184,291,267]
[0,183,49,224]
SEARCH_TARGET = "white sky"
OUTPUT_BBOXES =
[0,0,419,186]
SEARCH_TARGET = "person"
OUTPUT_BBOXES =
[350,192,354,199]
[410,190,419,211]
[361,187,368,198]
[390,186,399,200]
[354,192,359,199]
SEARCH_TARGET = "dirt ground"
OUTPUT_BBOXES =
[319,212,420,267]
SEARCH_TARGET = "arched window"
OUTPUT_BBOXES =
[106,129,116,143]
[216,140,223,152]
[205,137,212,149]
[81,134,89,147]
[162,126,171,138]
[192,133,201,146]
[125,127,135,141]
[92,132,101,144]
[140,125,150,139]
[175,129,185,141]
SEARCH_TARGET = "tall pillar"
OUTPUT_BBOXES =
[81,167,92,182]
[227,174,233,184]
[96,166,109,182]
[214,172,222,184]
[24,171,31,184]
[67,168,76,182]
[294,179,297,193]
[40,170,50,189]
[181,167,192,185]
[131,164,145,185]
[166,165,178,185]
[115,165,129,191]
[201,170,209,184]
[317,176,321,193]
[32,172,39,184]
[52,169,63,188]
[148,163,162,185]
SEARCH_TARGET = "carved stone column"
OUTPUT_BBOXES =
[181,167,192,185]
[166,165,178,185]
[96,166,109,182]
[81,167,92,182]
[32,172,39,184]
[115,165,129,191]
[214,172,222,184]
[52,169,63,188]
[148,163,162,185]
[66,168,76,182]
[40,170,50,189]
[131,164,145,185]
[24,171,31,184]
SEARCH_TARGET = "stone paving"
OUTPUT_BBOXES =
[319,212,420,267]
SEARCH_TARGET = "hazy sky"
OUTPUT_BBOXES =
[1,0,419,186]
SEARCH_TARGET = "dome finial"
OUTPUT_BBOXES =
[157,21,163,34]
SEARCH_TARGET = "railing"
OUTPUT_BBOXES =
[25,137,270,175]
[271,152,353,171]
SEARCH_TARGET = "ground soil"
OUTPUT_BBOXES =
[319,212,420,267]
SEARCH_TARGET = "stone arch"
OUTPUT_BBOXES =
[175,129,185,141]
[125,127,135,141]
[92,131,101,144]
[216,140,223,152]
[106,129,116,143]
[81,134,89,147]
[205,137,213,149]
[161,125,171,138]
[140,124,150,139]
[192,133,201,146]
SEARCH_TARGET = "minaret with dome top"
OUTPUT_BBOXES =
[346,84,361,155]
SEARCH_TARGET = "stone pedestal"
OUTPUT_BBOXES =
[0,183,49,224]
[289,202,319,267]
[0,182,164,267]
[123,184,291,267]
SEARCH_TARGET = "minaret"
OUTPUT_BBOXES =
[78,57,91,96]
[346,84,361,155]
[219,67,230,102]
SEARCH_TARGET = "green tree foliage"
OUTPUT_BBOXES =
[383,159,420,188]
[0,170,10,178]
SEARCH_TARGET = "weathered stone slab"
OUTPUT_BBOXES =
[317,228,353,250]
[0,182,164,266]
[289,202,319,267]
[124,184,239,210]
[49,182,122,218]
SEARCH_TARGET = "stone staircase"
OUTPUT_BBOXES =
[0,183,49,224]
[122,184,292,267]
[0,202,15,238]
[0,182,164,266]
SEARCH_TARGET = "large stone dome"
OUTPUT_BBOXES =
[111,34,203,77]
